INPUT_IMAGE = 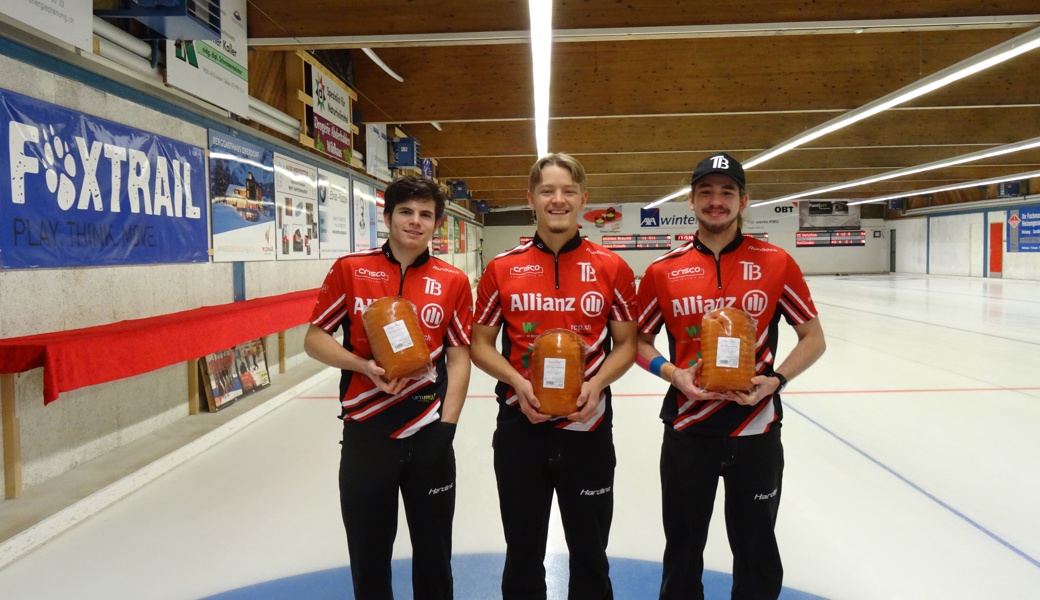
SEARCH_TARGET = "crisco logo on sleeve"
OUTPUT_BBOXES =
[355,268,389,281]
[509,265,544,277]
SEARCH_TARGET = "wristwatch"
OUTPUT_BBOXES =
[773,371,788,393]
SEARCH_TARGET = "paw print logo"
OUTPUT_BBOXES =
[39,125,78,209]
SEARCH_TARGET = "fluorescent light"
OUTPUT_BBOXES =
[744,25,1040,169]
[431,122,442,131]
[644,187,690,209]
[751,135,1040,207]
[530,0,552,157]
[362,48,404,82]
[847,169,1040,206]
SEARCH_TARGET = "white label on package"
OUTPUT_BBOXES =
[542,358,567,389]
[383,320,414,353]
[715,337,741,368]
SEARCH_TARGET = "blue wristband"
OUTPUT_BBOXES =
[649,356,667,378]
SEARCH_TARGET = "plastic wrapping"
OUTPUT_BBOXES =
[530,328,586,416]
[362,297,434,381]
[699,307,757,392]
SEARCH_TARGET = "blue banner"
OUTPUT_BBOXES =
[0,88,209,268]
[1009,205,1040,253]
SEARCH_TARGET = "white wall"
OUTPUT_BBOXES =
[886,210,1040,281]
[481,220,889,278]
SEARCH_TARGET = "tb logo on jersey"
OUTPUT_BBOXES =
[421,303,445,327]
[424,277,442,296]
[741,261,762,281]
[579,262,597,282]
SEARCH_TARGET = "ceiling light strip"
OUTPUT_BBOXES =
[846,170,1040,206]
[750,136,1040,207]
[744,25,1040,169]
[530,0,552,157]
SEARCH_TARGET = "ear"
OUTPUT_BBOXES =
[383,210,392,229]
[526,191,535,210]
[687,190,696,211]
[739,194,749,211]
[580,191,588,210]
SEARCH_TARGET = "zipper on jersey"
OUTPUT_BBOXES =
[398,266,407,296]
[714,254,723,290]
[554,252,560,289]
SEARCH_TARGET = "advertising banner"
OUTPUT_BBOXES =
[311,70,353,162]
[581,203,624,233]
[209,130,275,261]
[317,169,352,258]
[365,123,392,181]
[274,154,318,260]
[1008,206,1040,252]
[1,88,208,269]
[165,0,249,116]
[352,180,379,251]
[1,0,93,52]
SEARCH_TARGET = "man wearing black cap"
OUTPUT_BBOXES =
[635,153,826,599]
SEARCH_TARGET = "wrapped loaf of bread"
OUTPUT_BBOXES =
[699,307,757,392]
[531,329,585,416]
[362,297,432,381]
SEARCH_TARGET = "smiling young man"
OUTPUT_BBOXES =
[304,176,472,599]
[636,153,826,599]
[470,153,638,599]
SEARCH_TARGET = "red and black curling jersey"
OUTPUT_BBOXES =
[310,242,473,438]
[474,232,637,432]
[637,232,818,436]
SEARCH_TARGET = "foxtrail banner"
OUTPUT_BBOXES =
[1,88,208,269]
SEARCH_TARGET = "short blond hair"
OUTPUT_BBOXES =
[528,153,587,193]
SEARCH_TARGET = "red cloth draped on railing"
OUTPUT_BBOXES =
[0,290,319,404]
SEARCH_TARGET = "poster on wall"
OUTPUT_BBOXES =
[581,204,623,233]
[1,0,93,52]
[375,190,388,242]
[1008,206,1040,252]
[209,130,276,262]
[432,215,450,255]
[233,338,271,396]
[274,154,318,260]
[365,123,392,181]
[799,201,860,230]
[165,0,249,117]
[317,169,353,258]
[311,68,354,163]
[352,180,379,251]
[0,88,209,269]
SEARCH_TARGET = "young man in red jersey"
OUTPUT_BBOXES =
[471,153,638,599]
[637,153,826,600]
[304,176,472,599]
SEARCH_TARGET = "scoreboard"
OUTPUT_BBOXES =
[601,234,671,250]
[675,233,768,242]
[795,230,866,247]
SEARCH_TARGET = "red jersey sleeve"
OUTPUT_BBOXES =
[610,257,638,322]
[310,262,351,332]
[474,262,502,327]
[637,263,664,334]
[446,274,474,346]
[777,254,818,326]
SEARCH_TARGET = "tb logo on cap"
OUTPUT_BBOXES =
[710,155,730,169]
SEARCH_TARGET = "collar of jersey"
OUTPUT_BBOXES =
[692,229,745,256]
[381,240,431,268]
[532,231,583,255]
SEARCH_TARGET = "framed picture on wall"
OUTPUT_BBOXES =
[199,349,243,411]
[198,338,272,411]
